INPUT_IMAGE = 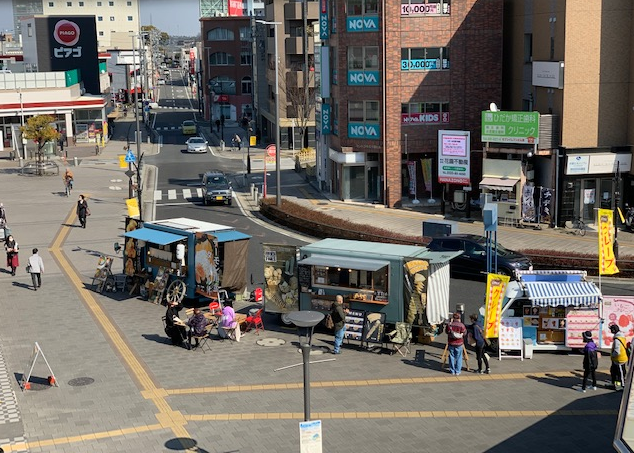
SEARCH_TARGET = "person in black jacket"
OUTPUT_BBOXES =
[580,330,599,392]
[77,195,89,228]
[165,301,186,346]
[331,294,348,354]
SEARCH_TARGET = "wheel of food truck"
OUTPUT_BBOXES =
[280,313,293,326]
[166,279,186,304]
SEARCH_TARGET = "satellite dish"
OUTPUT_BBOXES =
[489,103,499,112]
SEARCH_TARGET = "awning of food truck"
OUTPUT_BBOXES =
[524,281,602,307]
[123,228,185,245]
[479,177,519,191]
[298,254,390,271]
[213,230,251,242]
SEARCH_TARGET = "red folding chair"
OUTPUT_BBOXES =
[208,301,223,317]
[245,308,264,335]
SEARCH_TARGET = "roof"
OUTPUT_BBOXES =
[147,218,233,234]
[479,177,519,191]
[213,230,251,242]
[124,228,185,245]
[524,281,602,307]
[298,255,390,271]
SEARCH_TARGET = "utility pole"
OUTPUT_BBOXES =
[303,0,309,150]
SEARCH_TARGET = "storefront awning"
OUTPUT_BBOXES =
[479,177,519,191]
[298,255,389,272]
[524,282,602,307]
[124,228,185,245]
[214,230,251,243]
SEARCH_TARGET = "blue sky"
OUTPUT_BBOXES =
[0,0,201,37]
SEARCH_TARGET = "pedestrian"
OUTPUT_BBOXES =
[446,312,467,375]
[610,324,628,390]
[4,234,18,276]
[215,119,220,132]
[578,330,598,392]
[27,248,44,291]
[0,202,6,228]
[76,195,89,229]
[331,294,348,354]
[469,314,490,374]
[233,134,242,150]
[164,301,186,346]
[59,136,64,153]
[186,308,209,350]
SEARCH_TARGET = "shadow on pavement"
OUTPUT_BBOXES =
[11,282,33,290]
[164,437,210,452]
[141,333,173,346]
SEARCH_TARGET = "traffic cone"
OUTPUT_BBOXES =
[48,376,56,386]
[23,382,31,390]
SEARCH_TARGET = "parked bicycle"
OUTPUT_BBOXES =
[564,216,586,236]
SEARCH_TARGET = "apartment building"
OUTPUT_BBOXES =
[317,0,503,206]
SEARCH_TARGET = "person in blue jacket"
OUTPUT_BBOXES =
[469,314,490,374]
[579,330,598,392]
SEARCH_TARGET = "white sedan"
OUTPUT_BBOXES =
[186,137,208,153]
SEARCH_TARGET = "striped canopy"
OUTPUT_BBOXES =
[524,282,602,307]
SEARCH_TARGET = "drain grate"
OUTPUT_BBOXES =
[68,377,95,387]
[256,338,286,347]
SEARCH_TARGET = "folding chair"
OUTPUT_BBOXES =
[245,308,264,335]
[191,325,213,353]
[386,322,412,357]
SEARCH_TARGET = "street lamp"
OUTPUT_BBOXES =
[257,20,282,207]
[131,33,143,221]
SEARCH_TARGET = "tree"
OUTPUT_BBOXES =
[20,115,60,176]
[276,59,316,151]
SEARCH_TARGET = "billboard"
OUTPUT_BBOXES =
[437,130,470,185]
[48,16,99,94]
[228,0,243,16]
[481,110,540,144]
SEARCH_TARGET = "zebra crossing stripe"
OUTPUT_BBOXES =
[168,189,177,200]
[154,190,162,201]
[183,189,192,199]
[196,188,203,198]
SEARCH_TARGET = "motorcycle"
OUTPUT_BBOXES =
[625,204,634,232]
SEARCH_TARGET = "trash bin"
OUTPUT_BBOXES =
[523,338,533,359]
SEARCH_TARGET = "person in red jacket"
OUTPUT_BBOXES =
[446,312,467,375]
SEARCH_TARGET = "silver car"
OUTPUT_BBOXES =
[186,137,208,153]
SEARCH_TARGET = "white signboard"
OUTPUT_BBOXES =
[498,317,523,360]
[589,153,632,174]
[565,155,590,175]
[437,130,470,185]
[299,420,323,453]
[532,61,564,89]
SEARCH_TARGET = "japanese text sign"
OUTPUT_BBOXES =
[598,209,619,275]
[438,130,470,185]
[481,111,540,144]
[484,273,510,338]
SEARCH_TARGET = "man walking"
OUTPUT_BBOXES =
[446,312,467,375]
[610,324,628,390]
[331,294,348,354]
[27,248,44,291]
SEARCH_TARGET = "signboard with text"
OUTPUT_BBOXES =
[346,16,379,32]
[347,70,379,86]
[402,112,449,126]
[321,104,331,135]
[320,0,329,39]
[437,130,470,185]
[481,110,539,144]
[348,123,380,140]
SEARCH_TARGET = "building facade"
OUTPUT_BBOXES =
[318,0,503,206]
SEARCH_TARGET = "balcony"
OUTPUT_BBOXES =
[285,36,314,55]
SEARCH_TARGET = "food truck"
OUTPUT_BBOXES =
[295,238,459,340]
[495,270,604,351]
[122,217,250,303]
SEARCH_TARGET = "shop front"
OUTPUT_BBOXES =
[478,158,522,225]
[328,149,382,202]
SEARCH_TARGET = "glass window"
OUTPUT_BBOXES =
[97,1,102,5]
[240,51,252,65]
[209,76,236,95]
[109,1,114,5]
[241,76,252,94]
[79,1,84,5]
[98,16,103,21]
[67,1,72,6]
[99,31,104,36]
[239,26,251,41]
[127,16,133,21]
[365,0,379,13]
[110,16,115,21]
[366,101,379,121]
[349,101,364,122]
[348,47,364,70]
[365,47,379,69]
[209,52,235,66]
[207,28,235,41]
[48,1,54,5]
[312,265,388,293]
[347,0,363,15]
[127,1,132,5]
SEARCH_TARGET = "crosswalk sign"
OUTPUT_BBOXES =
[124,150,136,163]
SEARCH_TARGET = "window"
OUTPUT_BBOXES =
[348,46,378,70]
[109,1,114,5]
[400,0,451,15]
[241,76,252,95]
[98,16,103,21]
[97,1,102,5]
[401,102,450,125]
[48,1,54,6]
[348,100,379,122]
[209,52,235,66]
[240,51,252,66]
[312,265,388,293]
[401,47,450,71]
[239,26,251,41]
[79,1,84,5]
[27,23,32,37]
[209,76,236,95]
[207,28,234,41]
[127,1,132,5]
[99,31,104,36]
[127,16,133,21]
[67,2,72,6]
[347,0,379,15]
[110,16,115,21]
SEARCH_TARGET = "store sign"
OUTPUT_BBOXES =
[437,130,470,185]
[401,3,439,15]
[602,297,634,349]
[532,61,564,89]
[320,0,329,39]
[347,70,379,86]
[348,123,380,140]
[401,58,448,71]
[598,209,619,276]
[228,0,243,16]
[589,153,632,174]
[565,155,589,175]
[402,112,449,126]
[321,104,331,135]
[481,110,540,144]
[346,16,379,32]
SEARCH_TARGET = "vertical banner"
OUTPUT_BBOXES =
[194,233,219,293]
[407,161,416,196]
[484,273,511,338]
[598,208,619,275]
[319,0,329,40]
[403,260,430,325]
[521,185,535,222]
[420,158,432,193]
[321,104,331,135]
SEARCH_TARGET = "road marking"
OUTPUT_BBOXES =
[154,190,162,201]
[196,188,203,197]
[168,189,177,200]
[182,188,191,199]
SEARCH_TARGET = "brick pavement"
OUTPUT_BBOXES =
[0,123,626,452]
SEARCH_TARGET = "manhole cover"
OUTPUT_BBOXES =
[68,377,95,387]
[256,338,286,347]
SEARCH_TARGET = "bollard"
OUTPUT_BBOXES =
[253,187,258,202]
[18,157,23,167]
[250,183,255,198]
[73,156,78,167]
[220,140,225,152]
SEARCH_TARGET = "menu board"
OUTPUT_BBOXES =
[566,308,600,348]
[499,317,523,351]
[343,310,365,341]
[298,264,311,292]
[362,312,386,344]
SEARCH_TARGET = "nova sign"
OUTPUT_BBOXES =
[348,123,380,140]
[347,70,379,86]
[321,104,331,135]
[346,16,379,32]
[320,0,329,39]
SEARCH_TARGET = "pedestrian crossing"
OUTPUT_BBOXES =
[154,188,204,202]
[154,125,195,131]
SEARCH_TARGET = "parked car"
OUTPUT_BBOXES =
[157,78,166,85]
[426,234,533,279]
[202,171,232,206]
[137,100,159,109]
[185,136,208,153]
[181,120,197,135]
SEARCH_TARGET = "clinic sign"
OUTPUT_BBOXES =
[320,0,329,39]
[321,104,331,135]
[348,123,380,140]
[437,130,470,185]
[347,70,379,86]
[481,110,540,144]
[346,16,379,32]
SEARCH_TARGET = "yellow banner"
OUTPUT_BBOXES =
[119,155,127,169]
[126,198,140,218]
[250,135,256,146]
[598,209,619,275]
[484,273,511,338]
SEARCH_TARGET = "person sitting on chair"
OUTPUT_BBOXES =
[165,301,186,347]
[218,300,241,342]
[186,308,209,350]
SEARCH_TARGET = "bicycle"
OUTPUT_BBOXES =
[564,216,586,236]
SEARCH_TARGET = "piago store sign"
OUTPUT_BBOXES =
[348,123,380,140]
[346,16,379,32]
[347,70,379,86]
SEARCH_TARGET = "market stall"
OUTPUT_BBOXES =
[479,158,521,226]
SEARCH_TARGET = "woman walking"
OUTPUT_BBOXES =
[76,195,89,228]
[4,234,19,276]
[27,248,44,291]
[469,314,490,374]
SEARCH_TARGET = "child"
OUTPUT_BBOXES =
[579,330,598,392]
